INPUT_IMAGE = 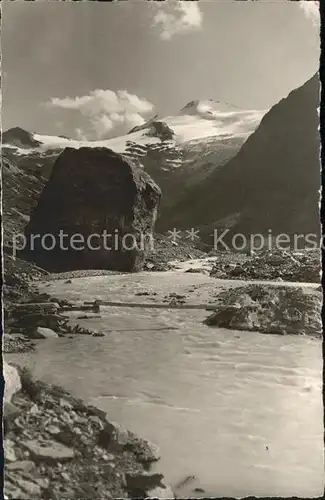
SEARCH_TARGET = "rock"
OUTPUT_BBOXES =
[59,397,74,410]
[52,427,80,447]
[146,485,175,499]
[77,314,101,319]
[204,304,241,327]
[88,414,105,428]
[103,452,116,462]
[8,476,42,496]
[71,426,81,436]
[4,438,18,462]
[1,361,167,499]
[129,119,174,142]
[174,475,197,491]
[204,284,322,336]
[193,487,205,493]
[210,249,320,283]
[147,121,175,141]
[24,147,161,272]
[98,420,131,449]
[125,436,160,463]
[2,127,42,148]
[230,265,245,276]
[4,481,36,500]
[91,331,105,337]
[3,361,21,403]
[33,477,50,489]
[21,439,75,462]
[3,402,21,433]
[60,471,71,482]
[46,425,61,435]
[126,471,165,495]
[10,302,60,314]
[32,327,59,339]
[14,312,68,333]
[6,460,36,472]
[3,401,21,420]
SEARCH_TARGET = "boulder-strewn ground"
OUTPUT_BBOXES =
[210,249,321,283]
[4,364,172,500]
[204,284,322,336]
[144,233,206,271]
[3,255,103,354]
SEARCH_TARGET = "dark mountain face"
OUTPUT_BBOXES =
[2,127,42,148]
[2,155,46,245]
[158,74,320,245]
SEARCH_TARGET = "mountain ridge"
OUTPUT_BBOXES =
[2,102,265,226]
[158,73,320,244]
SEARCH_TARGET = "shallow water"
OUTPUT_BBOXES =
[7,272,324,497]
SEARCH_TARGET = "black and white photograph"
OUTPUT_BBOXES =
[2,0,324,498]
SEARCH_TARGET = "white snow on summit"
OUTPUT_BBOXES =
[3,100,266,155]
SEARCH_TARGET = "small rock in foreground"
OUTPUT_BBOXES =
[33,327,59,339]
[21,439,75,463]
[4,361,22,403]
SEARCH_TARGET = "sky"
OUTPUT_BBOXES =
[2,0,320,140]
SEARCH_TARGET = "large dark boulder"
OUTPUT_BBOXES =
[23,147,161,272]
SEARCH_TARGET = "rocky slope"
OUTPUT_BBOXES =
[158,74,320,243]
[23,148,161,272]
[2,155,46,244]
[2,127,43,148]
[4,363,172,500]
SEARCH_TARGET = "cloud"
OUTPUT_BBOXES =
[152,1,203,41]
[299,0,320,28]
[75,128,88,142]
[46,89,155,140]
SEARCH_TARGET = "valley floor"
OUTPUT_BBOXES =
[3,255,324,498]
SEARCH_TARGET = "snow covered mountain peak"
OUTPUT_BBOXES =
[180,99,239,117]
[2,99,266,156]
